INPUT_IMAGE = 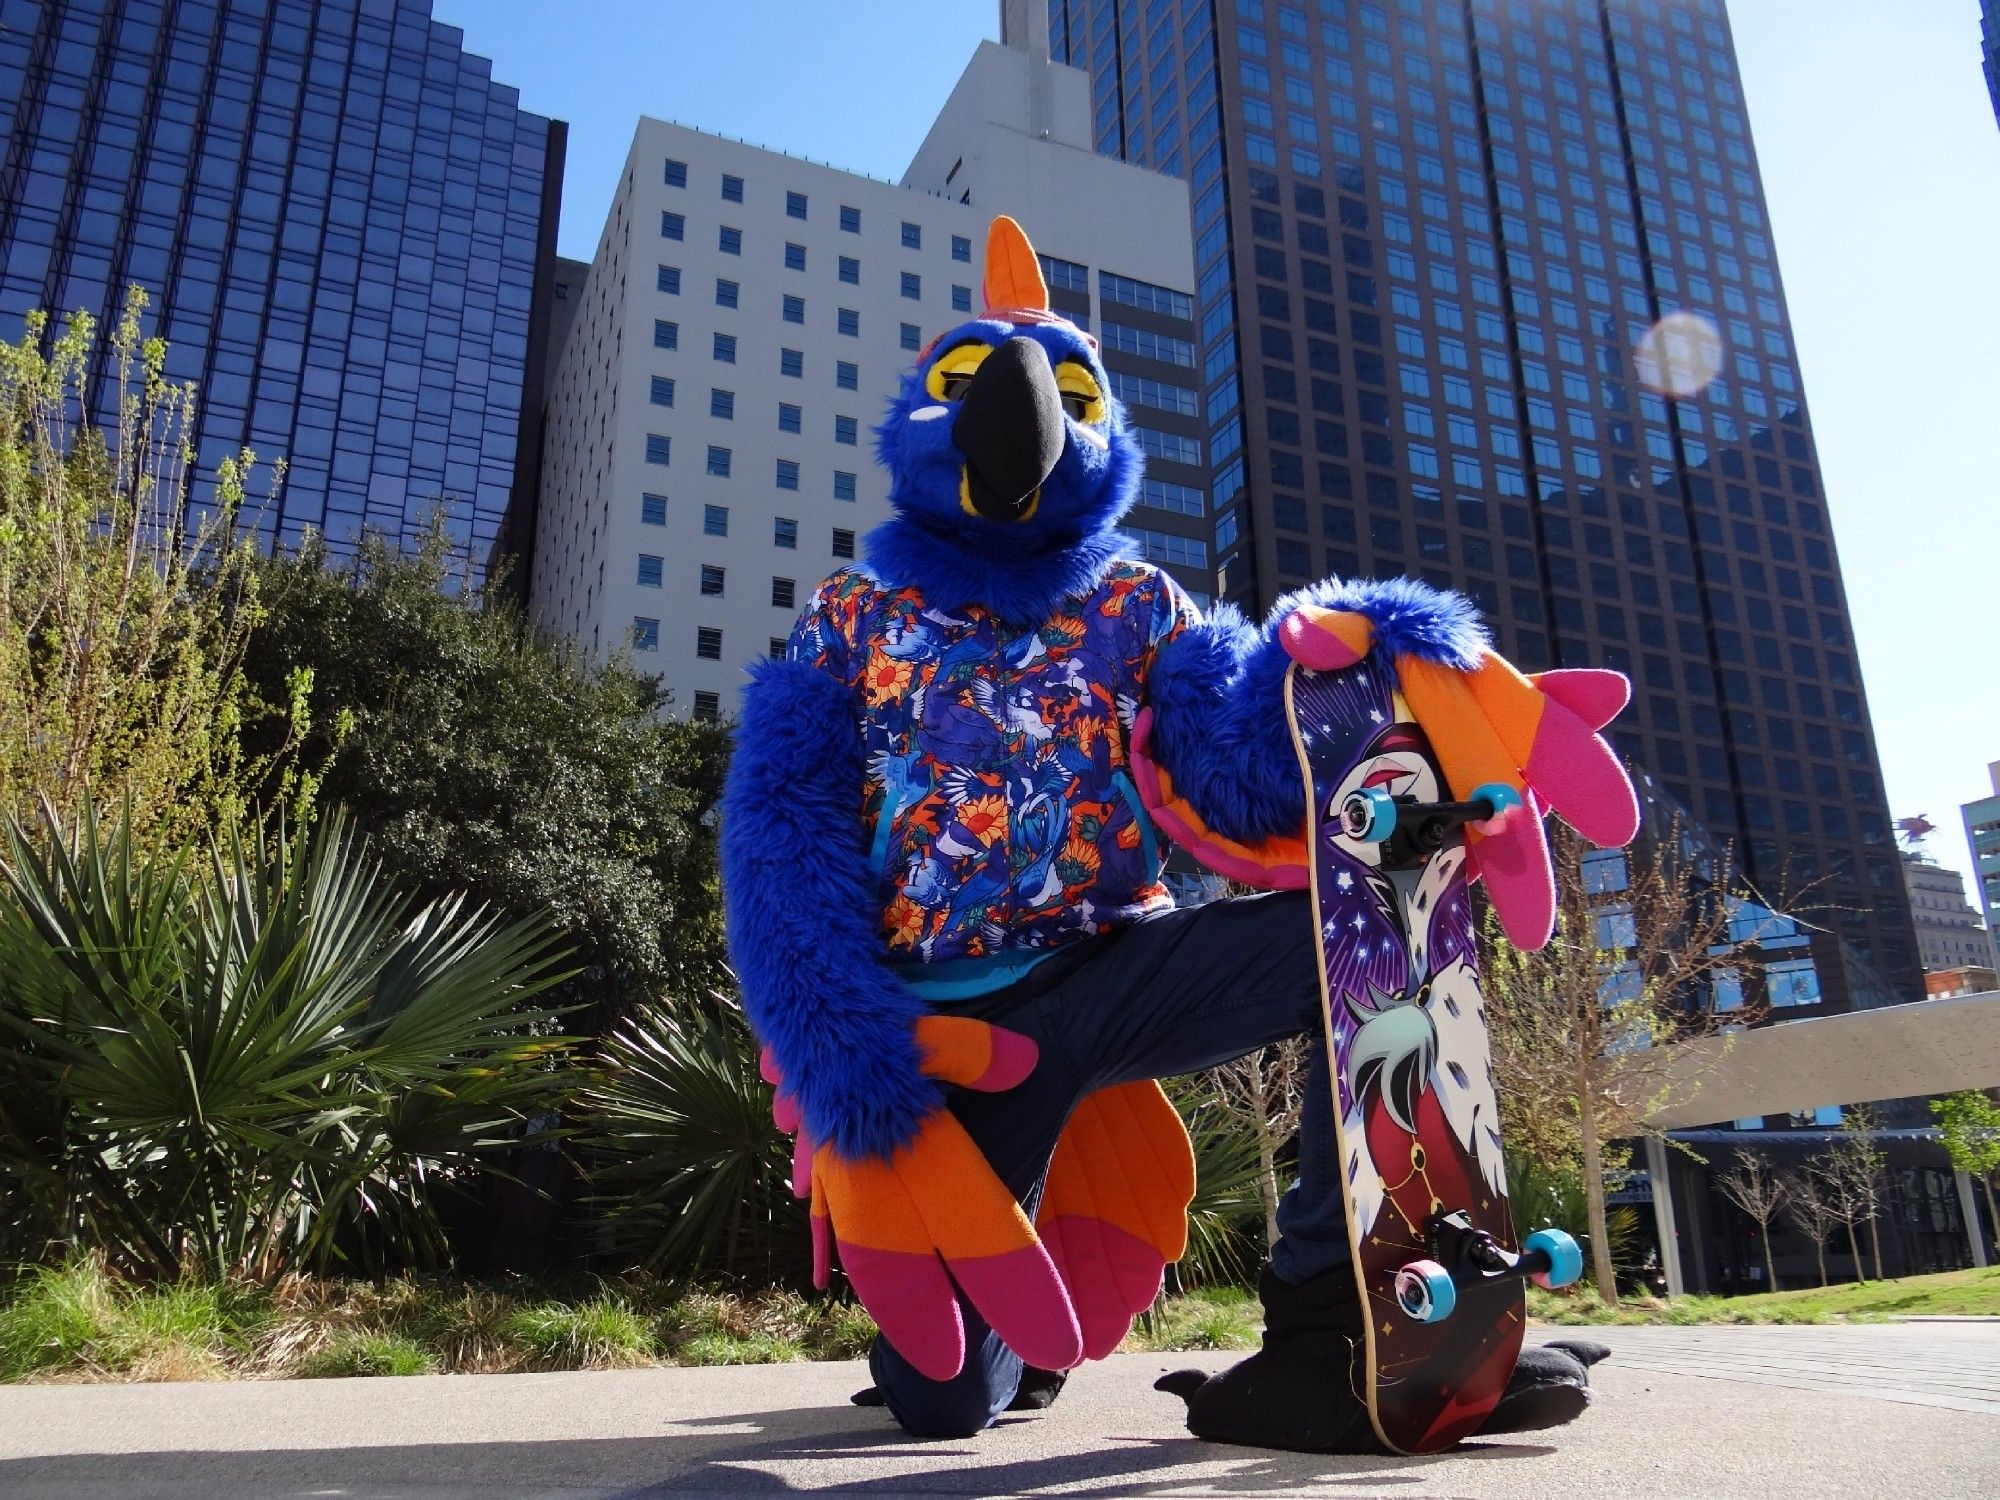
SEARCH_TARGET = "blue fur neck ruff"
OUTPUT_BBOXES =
[862,512,1134,622]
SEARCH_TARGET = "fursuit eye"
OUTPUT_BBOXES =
[939,371,973,401]
[1059,391,1094,421]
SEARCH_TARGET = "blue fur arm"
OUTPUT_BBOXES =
[1147,604,1301,844]
[1148,577,1489,844]
[721,656,938,1160]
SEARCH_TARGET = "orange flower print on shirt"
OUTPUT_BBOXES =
[862,650,914,706]
[957,794,1008,847]
[884,893,927,948]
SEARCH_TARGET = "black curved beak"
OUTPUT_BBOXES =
[952,336,1066,522]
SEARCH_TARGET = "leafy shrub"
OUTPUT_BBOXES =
[0,802,574,1280]
[577,999,807,1283]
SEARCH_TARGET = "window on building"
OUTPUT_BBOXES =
[693,689,720,720]
[664,159,687,188]
[654,319,678,349]
[772,576,796,609]
[787,190,808,220]
[839,255,860,284]
[696,627,723,661]
[713,332,736,362]
[715,278,739,308]
[706,445,731,476]
[836,360,858,390]
[780,347,803,378]
[952,234,972,262]
[784,242,806,271]
[661,211,684,240]
[650,375,675,407]
[774,516,799,549]
[657,264,680,294]
[778,401,801,433]
[835,414,858,445]
[645,434,671,465]
[899,322,920,351]
[1042,255,1090,293]
[901,221,922,249]
[833,471,857,502]
[837,307,859,337]
[710,388,734,419]
[901,271,922,300]
[637,554,663,588]
[633,617,660,651]
[721,172,743,202]
[703,503,728,536]
[769,637,787,659]
[700,564,725,597]
[951,284,972,312]
[840,204,861,233]
[782,293,804,324]
[641,493,668,526]
[832,527,856,558]
[719,225,742,255]
[775,458,799,491]
[1099,269,1193,318]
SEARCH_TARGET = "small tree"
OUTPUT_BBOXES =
[0,290,296,846]
[238,528,730,1028]
[1716,1149,1788,1292]
[1205,1038,1308,1248]
[1779,1166,1840,1287]
[1483,821,1762,1304]
[1827,1104,1887,1280]
[1931,1090,2000,1259]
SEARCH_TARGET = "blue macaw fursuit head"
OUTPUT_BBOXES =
[720,216,1640,1447]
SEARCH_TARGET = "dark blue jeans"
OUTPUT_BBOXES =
[868,889,1348,1438]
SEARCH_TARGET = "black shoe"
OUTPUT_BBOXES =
[1155,1266,1373,1454]
[1482,1338,1609,1434]
[849,1364,1068,1414]
[1007,1365,1068,1410]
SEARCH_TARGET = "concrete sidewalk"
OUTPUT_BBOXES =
[0,1325,1993,1498]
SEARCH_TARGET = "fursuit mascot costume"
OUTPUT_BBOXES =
[721,218,1636,1450]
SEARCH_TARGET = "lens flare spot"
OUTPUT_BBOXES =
[1633,310,1724,398]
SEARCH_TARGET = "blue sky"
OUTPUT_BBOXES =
[437,1,2000,898]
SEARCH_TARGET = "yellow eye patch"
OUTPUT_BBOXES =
[1055,361,1106,425]
[924,341,993,402]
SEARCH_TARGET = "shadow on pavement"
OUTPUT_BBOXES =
[0,1397,1557,1498]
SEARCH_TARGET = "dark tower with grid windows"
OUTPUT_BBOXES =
[1029,0,1920,1013]
[0,0,565,578]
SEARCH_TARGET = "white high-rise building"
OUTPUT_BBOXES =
[531,42,1201,719]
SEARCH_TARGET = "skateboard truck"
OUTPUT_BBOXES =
[1392,1210,1585,1325]
[1338,781,1523,869]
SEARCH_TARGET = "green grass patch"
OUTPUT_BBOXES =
[1124,1287,1261,1352]
[297,1331,438,1378]
[1529,1266,2000,1326]
[505,1292,658,1370]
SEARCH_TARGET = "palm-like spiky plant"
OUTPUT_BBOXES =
[0,800,575,1280]
[576,995,807,1285]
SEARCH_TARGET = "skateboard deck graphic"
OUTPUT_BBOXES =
[1283,656,1525,1455]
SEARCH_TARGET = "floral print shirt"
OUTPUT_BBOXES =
[787,559,1198,983]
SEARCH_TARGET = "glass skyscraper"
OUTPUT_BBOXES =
[1038,0,1920,1009]
[0,0,564,571]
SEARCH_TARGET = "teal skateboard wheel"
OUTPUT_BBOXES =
[1393,1259,1457,1324]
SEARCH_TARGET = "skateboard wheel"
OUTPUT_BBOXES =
[1524,1228,1584,1290]
[1470,781,1523,831]
[1340,786,1398,842]
[1393,1259,1457,1324]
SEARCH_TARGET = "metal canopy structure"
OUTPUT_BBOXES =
[1627,991,2000,1293]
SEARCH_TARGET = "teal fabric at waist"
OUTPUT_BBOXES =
[899,948,1061,1001]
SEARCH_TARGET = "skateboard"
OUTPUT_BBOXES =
[1283,655,1582,1455]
